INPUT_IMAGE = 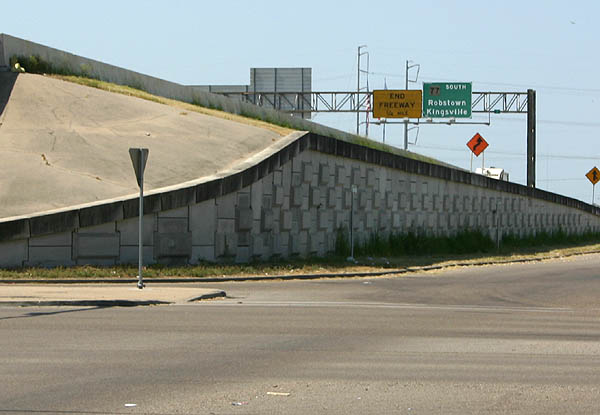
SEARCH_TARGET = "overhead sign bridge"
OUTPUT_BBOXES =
[217,89,536,189]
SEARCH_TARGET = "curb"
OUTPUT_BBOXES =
[1,249,598,285]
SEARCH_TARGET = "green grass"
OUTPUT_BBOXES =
[343,228,600,258]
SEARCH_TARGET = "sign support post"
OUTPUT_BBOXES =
[527,89,536,188]
[129,148,149,289]
[466,133,489,172]
[482,150,485,171]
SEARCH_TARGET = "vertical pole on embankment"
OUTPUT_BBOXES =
[404,60,409,150]
[527,89,536,188]
[129,148,149,289]
[348,184,357,261]
[356,46,361,136]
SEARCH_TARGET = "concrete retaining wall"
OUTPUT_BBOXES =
[1,132,599,267]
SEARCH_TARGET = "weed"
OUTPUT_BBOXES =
[11,54,77,76]
[347,229,495,257]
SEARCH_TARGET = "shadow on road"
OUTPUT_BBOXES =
[0,306,106,321]
[0,72,17,117]
[0,409,185,414]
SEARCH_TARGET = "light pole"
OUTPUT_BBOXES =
[404,60,420,150]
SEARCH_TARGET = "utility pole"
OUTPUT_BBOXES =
[404,60,420,150]
[527,89,536,188]
[356,45,368,135]
[404,60,409,150]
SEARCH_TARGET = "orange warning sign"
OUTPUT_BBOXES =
[586,167,600,185]
[467,133,488,157]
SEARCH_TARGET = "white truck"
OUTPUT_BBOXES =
[475,167,509,182]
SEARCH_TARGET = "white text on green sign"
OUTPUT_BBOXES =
[422,82,472,118]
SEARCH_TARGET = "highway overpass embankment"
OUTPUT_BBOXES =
[1,34,599,266]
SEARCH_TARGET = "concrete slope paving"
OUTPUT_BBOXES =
[0,73,284,219]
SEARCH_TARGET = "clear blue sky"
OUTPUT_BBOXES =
[2,0,599,203]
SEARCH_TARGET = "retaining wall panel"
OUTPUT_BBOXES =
[27,247,73,267]
[161,188,195,211]
[74,233,119,259]
[30,211,78,237]
[117,215,155,246]
[79,202,123,228]
[196,180,222,203]
[0,218,29,242]
[0,239,27,267]
[119,246,155,265]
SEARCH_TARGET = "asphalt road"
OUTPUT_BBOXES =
[2,254,600,414]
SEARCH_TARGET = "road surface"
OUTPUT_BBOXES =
[1,254,600,414]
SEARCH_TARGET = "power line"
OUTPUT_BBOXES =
[367,71,600,95]
[413,144,600,160]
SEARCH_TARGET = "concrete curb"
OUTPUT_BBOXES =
[1,249,597,285]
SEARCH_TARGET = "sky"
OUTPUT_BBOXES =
[2,0,599,203]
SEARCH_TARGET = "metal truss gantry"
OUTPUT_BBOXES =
[216,90,536,189]
[217,91,529,115]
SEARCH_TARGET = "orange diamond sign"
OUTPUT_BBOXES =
[586,167,600,185]
[466,133,488,157]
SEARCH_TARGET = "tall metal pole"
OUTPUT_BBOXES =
[356,46,361,135]
[348,184,357,261]
[527,89,536,188]
[138,156,144,289]
[482,150,485,172]
[404,60,409,150]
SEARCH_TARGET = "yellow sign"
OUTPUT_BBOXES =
[373,90,422,119]
[586,167,600,185]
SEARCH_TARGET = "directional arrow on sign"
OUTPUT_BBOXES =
[586,166,600,185]
[467,133,488,157]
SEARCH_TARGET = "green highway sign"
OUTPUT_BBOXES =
[422,82,472,118]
